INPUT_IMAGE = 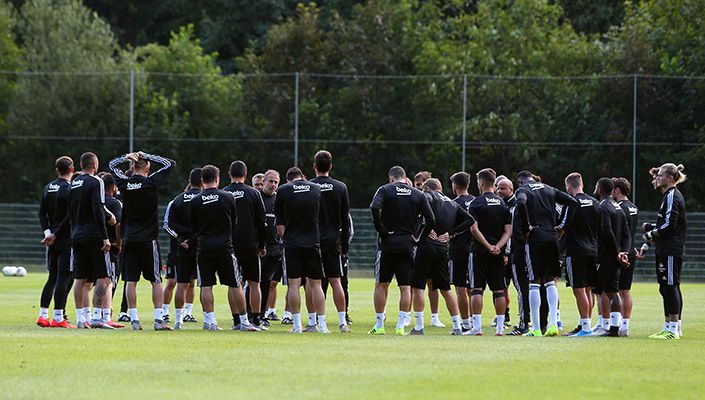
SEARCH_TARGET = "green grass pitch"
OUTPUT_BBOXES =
[1,273,703,399]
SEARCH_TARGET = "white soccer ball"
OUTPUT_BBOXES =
[3,266,18,276]
[15,266,27,277]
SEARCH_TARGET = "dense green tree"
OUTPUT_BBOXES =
[0,1,21,134]
[4,0,128,201]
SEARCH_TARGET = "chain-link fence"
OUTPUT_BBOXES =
[2,71,703,209]
[1,70,704,278]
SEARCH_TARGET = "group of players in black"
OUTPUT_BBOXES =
[36,149,687,339]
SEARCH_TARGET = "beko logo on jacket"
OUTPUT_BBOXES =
[293,184,310,193]
[183,193,196,202]
[529,183,545,191]
[231,190,245,199]
[579,198,594,207]
[126,182,143,190]
[202,194,219,204]
[396,187,411,196]
[48,183,60,192]
[319,183,333,192]
[71,180,84,189]
[485,197,502,205]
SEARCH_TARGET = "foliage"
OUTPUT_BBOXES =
[0,0,704,210]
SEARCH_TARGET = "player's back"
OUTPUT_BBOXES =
[565,193,600,257]
[190,188,236,255]
[469,192,510,251]
[275,179,321,248]
[223,182,265,253]
[68,173,107,241]
[310,176,350,251]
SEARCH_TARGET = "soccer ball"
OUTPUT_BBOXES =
[2,266,18,276]
[15,266,27,277]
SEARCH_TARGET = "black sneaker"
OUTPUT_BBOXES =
[345,314,353,325]
[508,326,529,336]
[266,312,280,321]
[183,315,198,323]
[117,313,131,322]
[261,318,271,327]
[564,325,581,336]
[608,326,620,337]
[163,314,170,322]
[281,316,293,325]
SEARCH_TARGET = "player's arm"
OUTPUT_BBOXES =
[600,207,618,256]
[107,154,132,187]
[418,193,435,240]
[93,179,110,252]
[619,215,631,253]
[469,222,493,252]
[496,223,512,250]
[448,207,473,237]
[515,190,530,236]
[274,190,286,239]
[38,187,50,234]
[163,200,179,239]
[38,188,56,246]
[555,190,578,230]
[645,192,679,242]
[104,206,116,226]
[185,200,203,249]
[340,186,351,255]
[369,187,388,235]
[253,191,267,252]
[143,153,176,186]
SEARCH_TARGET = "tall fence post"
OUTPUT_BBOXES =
[294,72,300,166]
[462,74,468,171]
[632,74,637,204]
[129,68,135,153]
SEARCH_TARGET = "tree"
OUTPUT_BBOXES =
[4,0,128,201]
[0,1,20,134]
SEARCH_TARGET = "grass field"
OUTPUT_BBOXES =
[1,273,703,399]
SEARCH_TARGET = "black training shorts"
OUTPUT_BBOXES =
[197,252,241,287]
[71,240,111,280]
[321,249,344,279]
[375,250,413,286]
[282,246,324,280]
[122,240,162,283]
[411,244,450,291]
[469,250,506,292]
[524,241,560,281]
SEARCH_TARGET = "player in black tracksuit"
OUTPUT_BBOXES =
[259,170,283,322]
[496,177,531,335]
[448,172,475,331]
[369,166,435,335]
[51,152,111,329]
[37,156,74,327]
[640,163,687,339]
[562,173,601,336]
[613,177,638,336]
[411,178,486,335]
[593,178,631,337]
[467,169,512,336]
[310,150,352,332]
[274,167,328,333]
[515,170,577,336]
[164,168,202,329]
[222,161,267,328]
[109,151,174,330]
[187,165,255,331]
